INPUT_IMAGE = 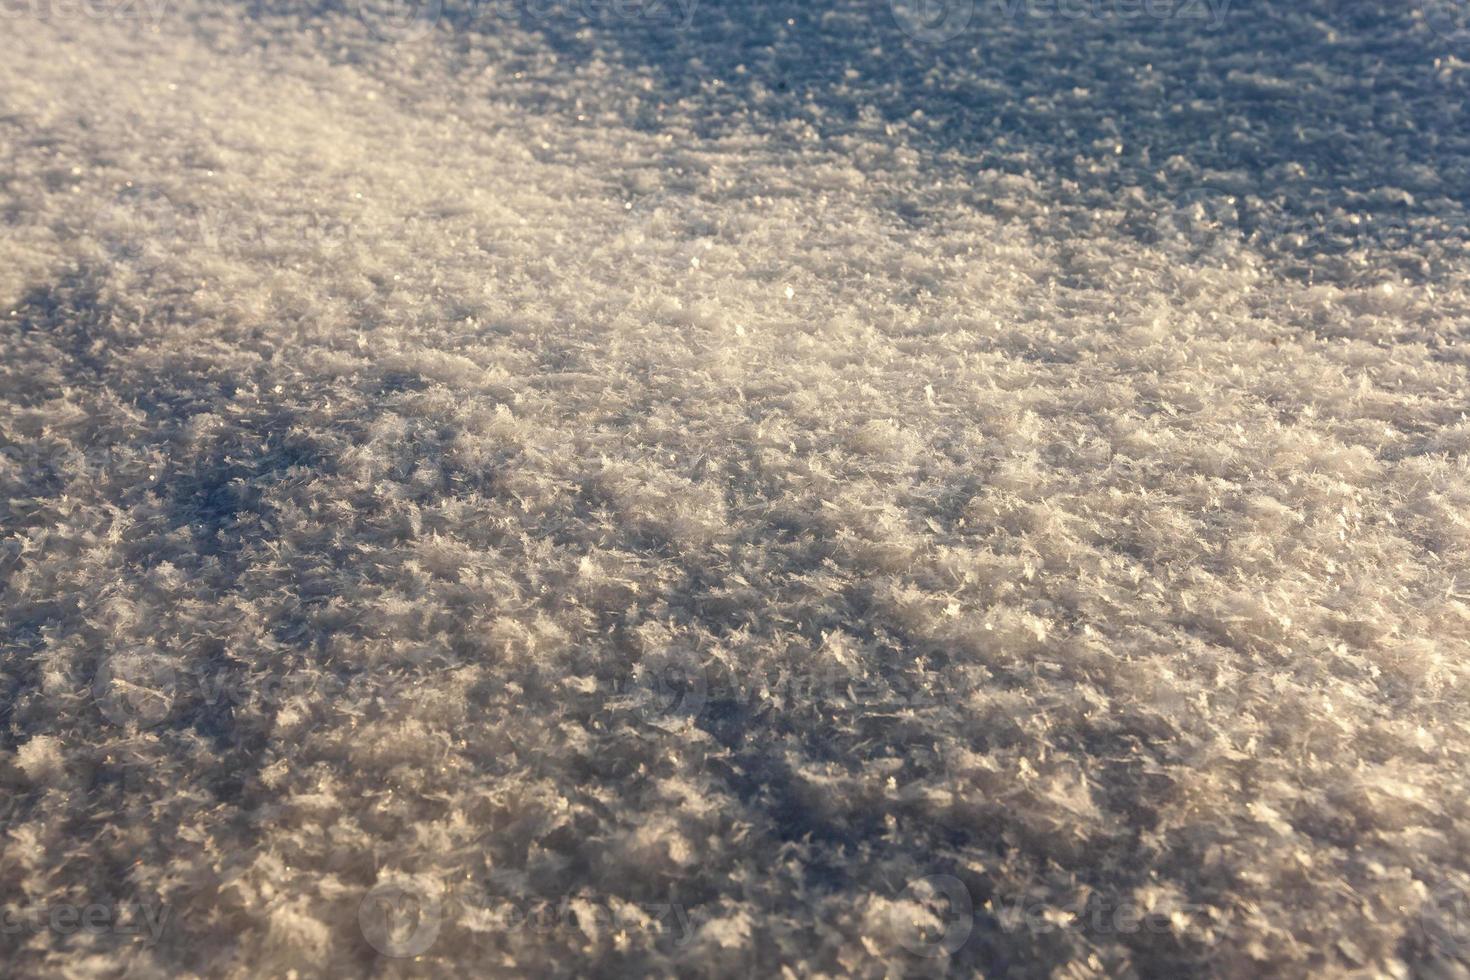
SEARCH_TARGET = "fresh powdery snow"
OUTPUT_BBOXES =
[2,0,1469,976]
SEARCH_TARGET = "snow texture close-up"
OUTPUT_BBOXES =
[2,0,1469,976]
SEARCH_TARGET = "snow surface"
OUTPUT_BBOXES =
[2,0,1470,976]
